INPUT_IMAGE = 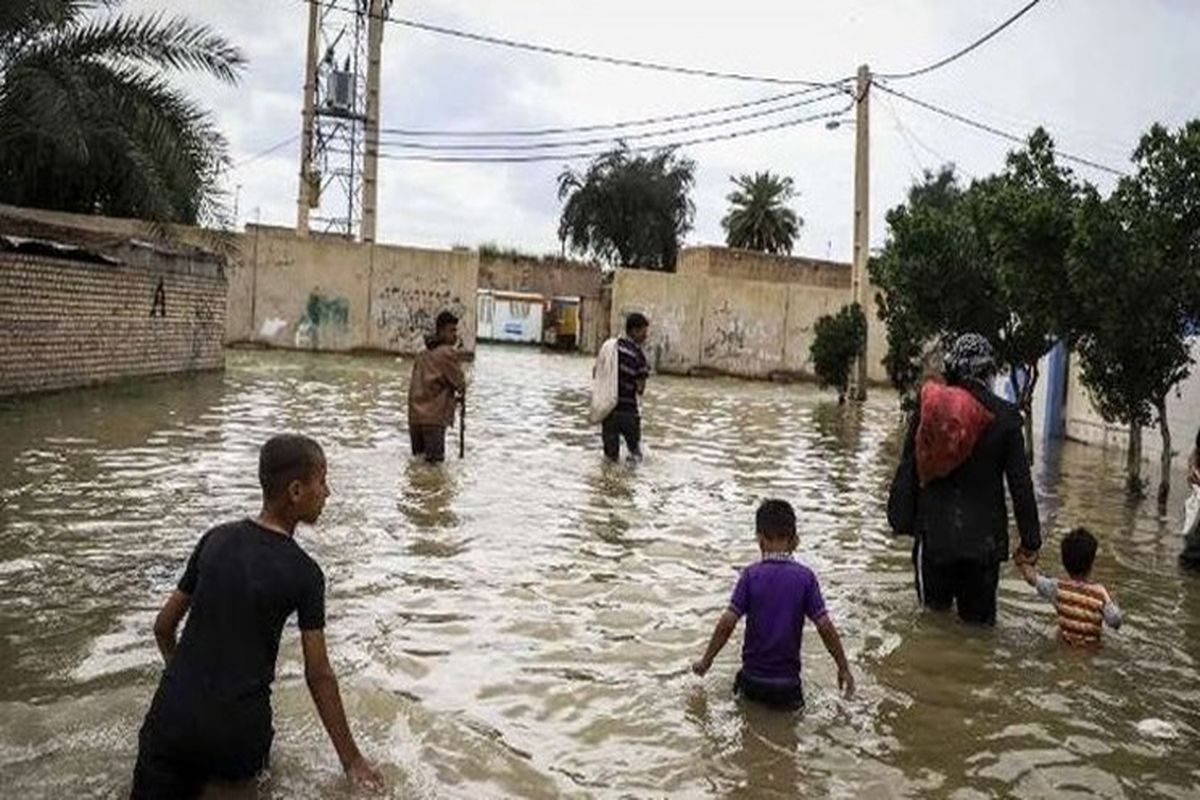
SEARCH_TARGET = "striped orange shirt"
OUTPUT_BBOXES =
[1034,574,1121,646]
[1054,579,1108,646]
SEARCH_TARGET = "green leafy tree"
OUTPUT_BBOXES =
[557,144,695,271]
[869,166,1000,399]
[810,303,867,403]
[0,0,244,225]
[870,130,1081,456]
[721,171,802,254]
[1069,121,1200,505]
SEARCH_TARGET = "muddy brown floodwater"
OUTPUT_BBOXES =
[1,346,1199,799]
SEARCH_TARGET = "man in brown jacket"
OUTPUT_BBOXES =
[408,311,466,463]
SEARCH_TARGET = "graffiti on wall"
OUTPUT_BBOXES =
[618,305,683,371]
[150,277,167,318]
[374,278,466,352]
[190,298,216,360]
[295,293,350,350]
[702,300,747,362]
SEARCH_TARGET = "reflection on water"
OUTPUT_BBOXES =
[1,347,1199,798]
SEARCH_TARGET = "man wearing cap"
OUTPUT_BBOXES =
[886,333,1042,625]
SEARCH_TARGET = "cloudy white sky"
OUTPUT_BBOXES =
[128,0,1197,262]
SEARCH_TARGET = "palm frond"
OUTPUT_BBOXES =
[42,11,245,83]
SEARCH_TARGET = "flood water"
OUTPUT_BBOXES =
[1,346,1199,799]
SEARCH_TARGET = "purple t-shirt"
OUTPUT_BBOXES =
[729,554,828,681]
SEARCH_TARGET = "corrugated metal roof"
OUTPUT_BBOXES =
[0,235,121,265]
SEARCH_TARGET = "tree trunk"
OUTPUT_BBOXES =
[1018,362,1039,465]
[1156,398,1172,512]
[1126,421,1144,497]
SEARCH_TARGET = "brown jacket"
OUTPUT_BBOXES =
[408,344,466,427]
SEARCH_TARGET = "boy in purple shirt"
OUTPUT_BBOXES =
[693,499,854,710]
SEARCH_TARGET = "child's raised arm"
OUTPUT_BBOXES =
[814,616,854,699]
[1098,586,1123,630]
[1016,559,1039,587]
[692,610,739,677]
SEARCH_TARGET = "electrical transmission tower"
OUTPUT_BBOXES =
[296,0,389,241]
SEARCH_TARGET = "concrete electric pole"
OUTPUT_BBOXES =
[361,0,386,243]
[296,0,320,237]
[848,63,871,402]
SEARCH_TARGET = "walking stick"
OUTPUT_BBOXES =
[458,393,466,459]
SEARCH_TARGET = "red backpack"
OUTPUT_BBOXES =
[916,381,995,486]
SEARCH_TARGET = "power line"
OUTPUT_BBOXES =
[231,134,299,170]
[355,102,852,163]
[315,0,846,88]
[878,0,1048,80]
[379,84,845,138]
[879,92,927,177]
[378,90,846,151]
[875,82,1127,176]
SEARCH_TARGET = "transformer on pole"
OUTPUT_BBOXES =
[296,0,390,240]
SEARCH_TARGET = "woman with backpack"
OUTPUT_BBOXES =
[887,333,1043,625]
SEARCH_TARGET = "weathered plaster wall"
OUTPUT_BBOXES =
[611,250,889,383]
[369,245,477,353]
[782,285,851,376]
[1063,339,1200,459]
[611,269,702,374]
[678,246,853,289]
[699,278,788,378]
[248,228,370,352]
[233,227,478,355]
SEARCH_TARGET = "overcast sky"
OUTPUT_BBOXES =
[128,0,1197,262]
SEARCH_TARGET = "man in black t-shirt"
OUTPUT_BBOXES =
[130,435,382,798]
[603,312,651,462]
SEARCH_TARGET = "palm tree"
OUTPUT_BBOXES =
[0,1,244,225]
[721,172,802,255]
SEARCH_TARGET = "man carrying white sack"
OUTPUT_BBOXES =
[591,312,650,462]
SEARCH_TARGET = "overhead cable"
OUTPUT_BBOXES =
[356,102,852,163]
[379,84,847,138]
[231,134,299,170]
[315,0,847,88]
[378,90,847,151]
[875,83,1126,176]
[878,0,1048,80]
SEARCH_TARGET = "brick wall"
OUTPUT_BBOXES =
[0,252,226,397]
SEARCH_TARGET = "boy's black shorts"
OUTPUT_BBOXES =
[130,692,271,799]
[734,670,805,711]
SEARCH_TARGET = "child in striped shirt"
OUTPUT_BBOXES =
[1016,527,1122,646]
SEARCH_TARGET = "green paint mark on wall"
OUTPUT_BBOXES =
[304,294,349,329]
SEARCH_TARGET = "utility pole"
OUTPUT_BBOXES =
[848,63,871,402]
[361,0,386,243]
[294,0,388,240]
[296,0,320,237]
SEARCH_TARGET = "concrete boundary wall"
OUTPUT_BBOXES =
[185,225,480,357]
[1061,339,1200,459]
[611,265,888,383]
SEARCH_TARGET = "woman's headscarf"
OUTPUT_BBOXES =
[944,333,997,385]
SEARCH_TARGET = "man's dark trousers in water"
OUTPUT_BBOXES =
[602,411,641,461]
